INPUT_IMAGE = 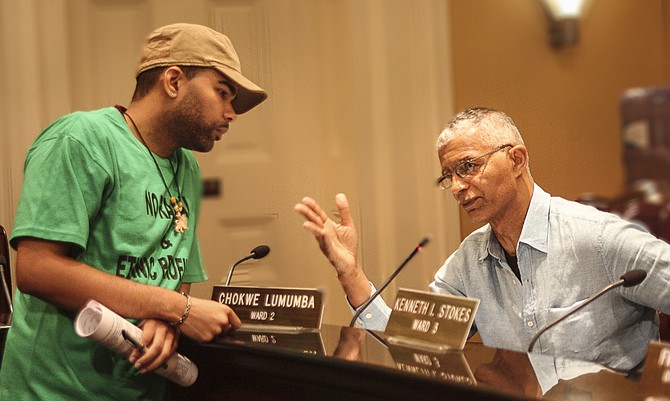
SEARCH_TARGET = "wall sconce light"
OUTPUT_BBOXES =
[540,0,591,47]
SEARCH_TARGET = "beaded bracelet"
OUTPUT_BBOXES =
[171,291,192,328]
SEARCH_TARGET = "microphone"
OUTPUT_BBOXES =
[0,254,12,314]
[527,269,647,353]
[225,245,270,286]
[349,236,430,327]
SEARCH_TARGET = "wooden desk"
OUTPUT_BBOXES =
[171,324,646,401]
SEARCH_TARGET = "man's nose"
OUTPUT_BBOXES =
[450,175,469,195]
[225,103,238,123]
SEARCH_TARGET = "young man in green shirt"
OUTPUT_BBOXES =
[0,23,267,400]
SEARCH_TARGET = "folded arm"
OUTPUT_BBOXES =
[15,238,241,371]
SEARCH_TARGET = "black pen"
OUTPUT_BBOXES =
[121,329,168,369]
[121,329,145,351]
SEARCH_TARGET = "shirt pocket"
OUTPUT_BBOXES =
[543,298,599,358]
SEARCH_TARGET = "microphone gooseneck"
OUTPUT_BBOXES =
[225,245,271,286]
[527,268,647,353]
[349,236,431,327]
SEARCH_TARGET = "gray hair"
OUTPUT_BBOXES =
[436,107,525,150]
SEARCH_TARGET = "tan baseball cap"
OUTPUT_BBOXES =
[136,23,268,114]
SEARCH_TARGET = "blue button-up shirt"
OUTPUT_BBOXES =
[354,184,670,370]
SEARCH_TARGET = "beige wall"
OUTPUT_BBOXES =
[450,0,670,237]
[3,0,670,318]
[0,0,459,326]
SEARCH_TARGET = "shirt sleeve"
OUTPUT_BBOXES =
[11,133,110,252]
[429,252,479,338]
[429,252,468,297]
[347,282,392,331]
[600,217,670,314]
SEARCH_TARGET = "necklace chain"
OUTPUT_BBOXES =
[124,111,189,234]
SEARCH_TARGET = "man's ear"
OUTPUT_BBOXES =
[161,66,183,98]
[510,145,529,177]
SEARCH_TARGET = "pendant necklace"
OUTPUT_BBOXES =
[124,112,189,234]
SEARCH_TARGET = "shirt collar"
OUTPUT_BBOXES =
[481,183,550,261]
[520,183,550,253]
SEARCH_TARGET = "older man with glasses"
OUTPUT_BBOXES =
[295,106,670,373]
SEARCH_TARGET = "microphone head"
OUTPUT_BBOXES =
[620,269,647,287]
[250,245,270,259]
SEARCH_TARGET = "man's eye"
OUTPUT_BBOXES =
[458,161,476,175]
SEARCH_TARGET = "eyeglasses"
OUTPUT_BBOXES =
[435,144,512,190]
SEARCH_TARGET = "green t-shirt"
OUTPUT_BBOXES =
[0,107,206,400]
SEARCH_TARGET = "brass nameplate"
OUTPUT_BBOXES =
[212,286,324,330]
[387,343,476,386]
[384,288,479,351]
[640,340,670,395]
